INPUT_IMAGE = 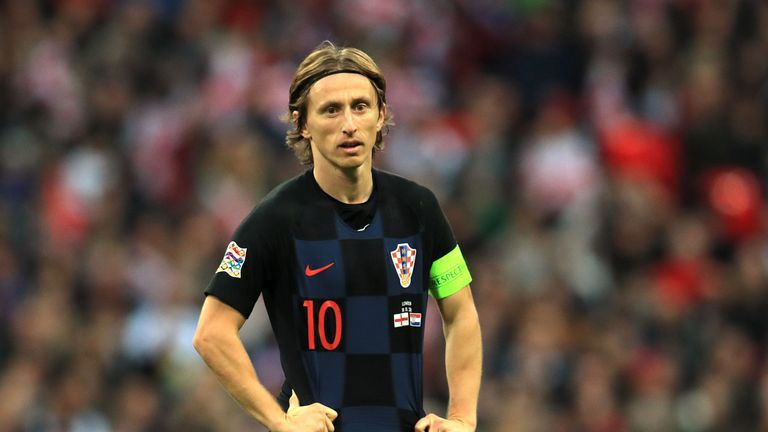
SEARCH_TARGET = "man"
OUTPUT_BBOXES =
[193,41,482,432]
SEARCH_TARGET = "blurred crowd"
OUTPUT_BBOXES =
[0,0,767,430]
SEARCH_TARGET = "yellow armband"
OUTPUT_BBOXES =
[429,245,472,299]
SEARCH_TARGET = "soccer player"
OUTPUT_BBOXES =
[193,41,482,432]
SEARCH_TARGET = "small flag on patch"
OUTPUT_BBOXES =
[393,312,409,328]
[409,313,422,327]
[216,241,247,278]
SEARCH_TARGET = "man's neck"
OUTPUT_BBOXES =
[313,164,373,204]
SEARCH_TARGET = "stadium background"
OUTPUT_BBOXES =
[1,0,767,430]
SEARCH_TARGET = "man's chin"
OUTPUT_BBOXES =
[335,154,371,169]
[336,161,367,172]
[313,151,372,173]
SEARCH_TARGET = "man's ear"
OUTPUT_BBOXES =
[292,111,310,138]
[376,103,387,131]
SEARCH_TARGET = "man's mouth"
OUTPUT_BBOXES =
[339,140,363,149]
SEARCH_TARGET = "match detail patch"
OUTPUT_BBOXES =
[390,243,417,288]
[429,245,472,299]
[216,241,247,278]
[393,300,421,328]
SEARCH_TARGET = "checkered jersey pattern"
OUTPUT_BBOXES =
[206,170,458,432]
[292,206,427,431]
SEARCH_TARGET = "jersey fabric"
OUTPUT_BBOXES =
[205,169,472,432]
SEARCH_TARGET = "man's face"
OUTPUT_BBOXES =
[299,73,385,171]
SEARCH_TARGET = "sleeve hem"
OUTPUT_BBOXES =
[203,291,253,319]
[429,274,472,299]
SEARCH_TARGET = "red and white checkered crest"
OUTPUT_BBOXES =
[390,243,417,288]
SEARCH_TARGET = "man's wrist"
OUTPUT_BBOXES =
[447,415,476,429]
[265,411,291,432]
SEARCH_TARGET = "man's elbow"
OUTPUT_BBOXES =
[192,325,217,357]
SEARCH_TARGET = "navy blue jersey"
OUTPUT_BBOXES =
[205,169,471,431]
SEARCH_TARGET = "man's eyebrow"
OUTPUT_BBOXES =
[316,96,375,111]
[316,100,342,111]
[351,96,373,104]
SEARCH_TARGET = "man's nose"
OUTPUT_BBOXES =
[342,108,357,136]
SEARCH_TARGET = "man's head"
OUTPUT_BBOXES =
[286,41,393,166]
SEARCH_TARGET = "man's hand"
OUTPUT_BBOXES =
[414,413,475,432]
[274,391,338,432]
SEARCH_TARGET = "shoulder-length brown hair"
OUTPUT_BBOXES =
[285,41,394,165]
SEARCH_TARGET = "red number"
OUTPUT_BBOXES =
[303,300,342,351]
[302,300,315,350]
[318,301,342,350]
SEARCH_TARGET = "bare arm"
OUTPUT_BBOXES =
[439,286,482,426]
[193,296,336,431]
[416,286,482,431]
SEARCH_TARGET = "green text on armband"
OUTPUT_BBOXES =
[429,245,472,299]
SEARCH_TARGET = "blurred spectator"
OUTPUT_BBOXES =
[0,0,766,430]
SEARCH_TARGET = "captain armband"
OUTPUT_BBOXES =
[429,245,472,299]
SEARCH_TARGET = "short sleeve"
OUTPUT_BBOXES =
[421,189,472,299]
[204,209,274,319]
[422,189,456,259]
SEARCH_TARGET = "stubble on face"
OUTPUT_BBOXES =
[301,73,385,173]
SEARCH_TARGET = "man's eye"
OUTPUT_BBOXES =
[325,106,338,115]
[354,103,368,111]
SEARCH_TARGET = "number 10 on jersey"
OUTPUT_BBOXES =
[302,299,342,351]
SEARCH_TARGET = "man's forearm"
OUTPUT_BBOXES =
[194,329,287,430]
[443,305,482,427]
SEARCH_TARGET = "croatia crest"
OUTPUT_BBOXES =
[390,243,417,288]
[216,241,247,278]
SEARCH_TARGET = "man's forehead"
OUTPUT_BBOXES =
[308,73,376,101]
